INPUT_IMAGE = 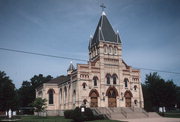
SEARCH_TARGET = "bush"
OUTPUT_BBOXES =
[94,114,106,120]
[71,107,84,122]
[64,110,73,119]
[83,108,95,121]
[70,107,105,121]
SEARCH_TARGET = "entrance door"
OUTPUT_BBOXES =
[90,97,98,107]
[90,92,98,107]
[124,91,132,107]
[108,89,117,107]
[108,98,116,107]
[125,97,131,107]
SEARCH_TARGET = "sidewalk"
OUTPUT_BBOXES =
[117,117,180,122]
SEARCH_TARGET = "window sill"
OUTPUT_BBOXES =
[48,104,54,106]
[106,84,111,86]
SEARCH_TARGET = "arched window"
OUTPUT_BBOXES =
[82,82,87,89]
[112,74,118,84]
[114,47,117,55]
[124,78,129,88]
[134,100,137,105]
[93,76,98,86]
[59,88,62,104]
[106,74,111,84]
[48,89,54,104]
[73,90,76,104]
[64,87,67,103]
[83,99,87,105]
[134,85,137,91]
[109,46,112,54]
[104,45,107,54]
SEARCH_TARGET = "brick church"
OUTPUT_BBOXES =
[36,10,144,116]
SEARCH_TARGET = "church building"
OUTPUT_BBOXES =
[36,10,144,116]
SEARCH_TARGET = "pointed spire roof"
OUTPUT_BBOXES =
[67,61,75,71]
[91,11,121,46]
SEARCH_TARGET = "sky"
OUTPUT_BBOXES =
[0,0,180,88]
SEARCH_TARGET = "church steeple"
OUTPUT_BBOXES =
[67,61,75,75]
[90,11,121,48]
[88,5,122,60]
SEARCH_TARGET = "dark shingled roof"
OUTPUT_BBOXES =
[47,75,70,84]
[90,12,121,47]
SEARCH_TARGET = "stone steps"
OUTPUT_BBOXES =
[91,107,161,120]
[148,112,161,118]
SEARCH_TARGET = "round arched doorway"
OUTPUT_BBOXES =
[124,90,133,107]
[106,86,118,107]
[89,89,99,107]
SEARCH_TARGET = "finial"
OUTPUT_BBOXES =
[117,30,119,33]
[102,11,106,16]
[90,34,93,38]
[70,61,72,64]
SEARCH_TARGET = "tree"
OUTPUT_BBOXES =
[32,98,47,116]
[0,71,18,111]
[18,81,34,107]
[31,74,52,88]
[176,86,180,109]
[18,74,53,107]
[143,72,177,112]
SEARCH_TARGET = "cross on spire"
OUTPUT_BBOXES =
[100,3,106,12]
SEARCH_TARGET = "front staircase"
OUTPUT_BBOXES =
[91,107,160,120]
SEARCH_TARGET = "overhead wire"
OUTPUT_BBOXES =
[0,47,180,75]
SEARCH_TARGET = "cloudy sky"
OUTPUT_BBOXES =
[0,0,180,88]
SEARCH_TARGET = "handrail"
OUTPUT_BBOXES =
[142,109,149,117]
[104,108,112,118]
[130,107,134,112]
[121,108,127,118]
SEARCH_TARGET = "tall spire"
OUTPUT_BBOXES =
[90,8,121,46]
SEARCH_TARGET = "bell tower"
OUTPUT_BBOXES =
[88,9,122,62]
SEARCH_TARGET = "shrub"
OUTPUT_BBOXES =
[70,107,105,121]
[64,110,73,119]
[71,107,84,122]
[83,108,94,121]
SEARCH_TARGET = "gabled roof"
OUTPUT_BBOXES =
[47,75,70,84]
[90,11,121,47]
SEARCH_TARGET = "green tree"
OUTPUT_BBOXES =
[176,86,180,109]
[18,74,52,107]
[143,72,177,111]
[18,81,34,107]
[0,71,18,111]
[32,98,47,116]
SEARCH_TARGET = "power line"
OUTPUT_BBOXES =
[0,47,87,62]
[133,67,180,75]
[0,47,180,75]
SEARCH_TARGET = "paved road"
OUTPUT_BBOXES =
[116,117,180,122]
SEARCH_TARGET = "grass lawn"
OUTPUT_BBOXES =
[163,112,180,118]
[16,116,121,122]
[17,116,71,122]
